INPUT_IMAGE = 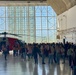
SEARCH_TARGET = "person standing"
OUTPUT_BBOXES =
[41,44,46,64]
[2,45,8,60]
[32,44,41,64]
[61,45,65,64]
[48,45,54,64]
[72,50,76,75]
[67,46,73,66]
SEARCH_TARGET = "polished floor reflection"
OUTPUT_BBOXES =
[0,52,72,75]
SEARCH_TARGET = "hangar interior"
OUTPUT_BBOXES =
[0,0,76,43]
[0,1,76,75]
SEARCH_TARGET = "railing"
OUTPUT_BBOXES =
[58,27,76,35]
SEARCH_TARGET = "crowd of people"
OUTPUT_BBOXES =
[0,41,76,75]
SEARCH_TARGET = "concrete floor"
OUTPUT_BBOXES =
[0,52,72,75]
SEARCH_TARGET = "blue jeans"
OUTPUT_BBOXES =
[62,54,65,63]
[42,54,45,63]
[23,53,26,59]
[68,55,72,66]
[34,55,38,64]
[56,53,60,64]
[48,54,54,64]
[73,66,76,75]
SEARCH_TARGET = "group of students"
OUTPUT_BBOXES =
[12,43,65,64]
[1,42,76,75]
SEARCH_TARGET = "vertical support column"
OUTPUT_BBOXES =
[19,6,21,40]
[5,6,6,32]
[34,6,36,43]
[47,6,49,43]
[23,7,25,41]
[14,6,16,35]
[55,15,57,42]
[28,6,30,43]
[41,6,42,43]
[8,6,10,33]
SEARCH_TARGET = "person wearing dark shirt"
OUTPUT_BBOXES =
[73,51,76,75]
[32,44,41,64]
[2,45,8,60]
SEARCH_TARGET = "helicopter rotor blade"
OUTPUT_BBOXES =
[0,32,22,37]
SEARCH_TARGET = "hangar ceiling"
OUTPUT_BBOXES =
[0,0,76,15]
[47,0,76,15]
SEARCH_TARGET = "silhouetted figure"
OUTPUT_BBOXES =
[32,44,41,64]
[2,45,8,60]
[41,45,46,64]
[73,51,76,75]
